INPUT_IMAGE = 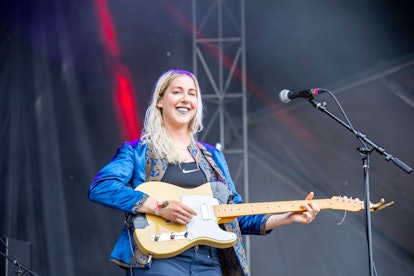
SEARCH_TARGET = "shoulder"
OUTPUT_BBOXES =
[196,141,226,165]
[123,138,143,148]
[197,141,220,153]
[115,138,148,157]
[120,138,149,151]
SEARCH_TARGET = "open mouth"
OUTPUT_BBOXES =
[177,107,190,115]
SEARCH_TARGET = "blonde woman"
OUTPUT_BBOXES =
[89,69,319,276]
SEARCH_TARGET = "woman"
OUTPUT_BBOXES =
[88,69,319,275]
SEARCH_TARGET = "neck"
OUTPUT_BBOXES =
[165,127,192,148]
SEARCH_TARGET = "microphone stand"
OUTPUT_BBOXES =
[307,98,412,276]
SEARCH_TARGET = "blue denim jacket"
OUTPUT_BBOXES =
[88,139,270,276]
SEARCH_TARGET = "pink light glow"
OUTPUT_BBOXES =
[93,0,141,140]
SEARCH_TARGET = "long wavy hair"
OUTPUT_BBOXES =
[141,69,204,163]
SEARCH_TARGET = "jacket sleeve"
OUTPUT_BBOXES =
[88,141,149,213]
[211,146,272,236]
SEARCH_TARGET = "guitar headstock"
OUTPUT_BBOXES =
[329,196,394,212]
[329,196,364,212]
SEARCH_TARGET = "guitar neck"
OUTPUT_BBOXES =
[214,199,333,219]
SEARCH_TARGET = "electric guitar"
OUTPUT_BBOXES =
[132,181,393,259]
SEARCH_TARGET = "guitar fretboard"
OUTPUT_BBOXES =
[213,198,361,219]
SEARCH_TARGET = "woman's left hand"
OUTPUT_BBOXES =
[288,192,320,224]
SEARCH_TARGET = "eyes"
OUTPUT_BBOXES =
[171,89,197,97]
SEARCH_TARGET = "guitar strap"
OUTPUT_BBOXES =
[210,181,234,204]
[131,213,148,230]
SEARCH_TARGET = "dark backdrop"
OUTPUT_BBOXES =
[1,0,413,275]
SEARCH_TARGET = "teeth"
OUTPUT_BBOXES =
[177,107,189,115]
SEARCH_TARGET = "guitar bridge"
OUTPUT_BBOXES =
[151,232,190,242]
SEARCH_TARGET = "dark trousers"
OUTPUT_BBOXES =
[126,246,222,276]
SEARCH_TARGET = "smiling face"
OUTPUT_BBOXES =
[156,75,198,132]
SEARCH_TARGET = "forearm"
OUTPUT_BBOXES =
[137,197,159,214]
[264,213,294,231]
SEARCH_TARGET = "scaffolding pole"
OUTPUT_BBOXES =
[192,0,250,265]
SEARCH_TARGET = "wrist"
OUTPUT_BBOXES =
[284,212,295,224]
[154,200,169,216]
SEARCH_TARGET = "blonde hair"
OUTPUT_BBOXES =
[141,69,204,163]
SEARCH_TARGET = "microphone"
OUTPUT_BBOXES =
[279,88,327,103]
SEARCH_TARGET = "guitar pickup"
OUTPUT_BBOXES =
[200,203,213,220]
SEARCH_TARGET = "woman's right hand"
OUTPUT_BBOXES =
[157,200,197,225]
[139,198,197,225]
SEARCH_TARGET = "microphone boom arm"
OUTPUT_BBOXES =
[308,98,412,173]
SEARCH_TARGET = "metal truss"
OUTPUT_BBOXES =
[191,0,251,262]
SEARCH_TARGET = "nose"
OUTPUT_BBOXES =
[181,92,189,102]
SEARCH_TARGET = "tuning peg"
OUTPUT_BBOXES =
[374,200,395,211]
[370,199,395,212]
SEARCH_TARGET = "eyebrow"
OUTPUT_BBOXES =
[171,86,196,92]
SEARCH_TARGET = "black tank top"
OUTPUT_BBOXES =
[161,162,207,188]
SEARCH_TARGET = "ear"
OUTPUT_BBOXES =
[156,98,163,108]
